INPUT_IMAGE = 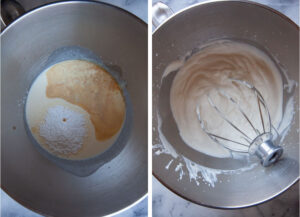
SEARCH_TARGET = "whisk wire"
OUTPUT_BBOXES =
[198,80,272,152]
[208,133,250,147]
[231,79,272,133]
[197,79,283,166]
[207,95,252,141]
[196,107,249,153]
[217,89,260,136]
[257,96,266,133]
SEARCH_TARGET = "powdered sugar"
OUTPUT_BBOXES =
[39,105,87,154]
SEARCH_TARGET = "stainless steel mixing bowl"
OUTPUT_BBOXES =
[1,1,147,216]
[153,0,299,208]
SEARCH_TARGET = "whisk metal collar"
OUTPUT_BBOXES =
[249,133,283,167]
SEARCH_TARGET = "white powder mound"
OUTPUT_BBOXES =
[39,105,87,154]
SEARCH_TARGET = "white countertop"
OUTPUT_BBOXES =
[152,0,299,217]
[153,177,299,217]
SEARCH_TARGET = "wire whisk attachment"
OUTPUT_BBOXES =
[197,79,283,166]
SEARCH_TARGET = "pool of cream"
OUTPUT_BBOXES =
[26,60,124,160]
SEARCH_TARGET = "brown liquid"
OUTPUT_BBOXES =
[31,127,38,134]
[46,60,125,141]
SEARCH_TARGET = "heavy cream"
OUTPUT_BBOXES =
[170,40,283,158]
[26,60,125,159]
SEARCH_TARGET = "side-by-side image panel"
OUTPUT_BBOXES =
[152,0,299,216]
[1,0,148,216]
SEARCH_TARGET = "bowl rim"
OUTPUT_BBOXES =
[1,0,147,35]
[153,0,299,35]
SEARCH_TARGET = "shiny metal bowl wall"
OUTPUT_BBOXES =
[1,1,147,216]
[153,1,299,208]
